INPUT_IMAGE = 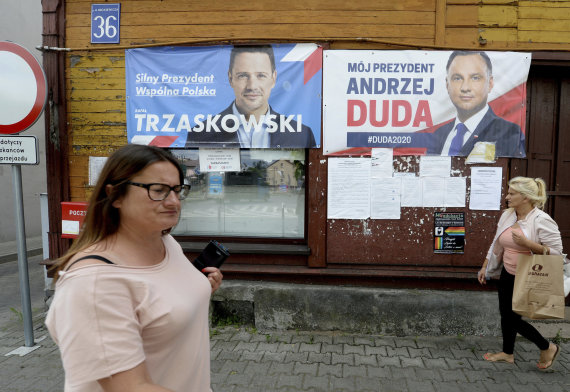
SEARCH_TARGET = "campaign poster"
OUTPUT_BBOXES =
[434,212,465,254]
[125,44,322,149]
[323,51,530,158]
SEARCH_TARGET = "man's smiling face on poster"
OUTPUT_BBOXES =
[228,51,277,120]
[446,53,494,122]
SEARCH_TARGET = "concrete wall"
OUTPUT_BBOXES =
[213,281,569,337]
[0,0,46,243]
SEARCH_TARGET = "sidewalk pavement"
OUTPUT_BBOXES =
[1,243,568,391]
[0,236,44,264]
[1,313,568,392]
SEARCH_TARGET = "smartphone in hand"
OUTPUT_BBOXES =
[192,240,229,274]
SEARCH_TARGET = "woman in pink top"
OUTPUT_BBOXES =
[477,177,561,370]
[46,144,223,391]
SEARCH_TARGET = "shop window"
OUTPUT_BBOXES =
[170,149,306,238]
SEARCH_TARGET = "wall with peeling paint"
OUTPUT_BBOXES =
[326,157,508,267]
[49,0,570,283]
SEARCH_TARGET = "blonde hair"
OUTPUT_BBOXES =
[508,176,547,209]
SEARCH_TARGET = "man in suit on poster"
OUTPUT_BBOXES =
[428,51,525,157]
[187,45,316,148]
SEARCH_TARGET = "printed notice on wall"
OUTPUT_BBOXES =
[328,158,371,219]
[400,176,422,207]
[434,212,465,254]
[419,156,451,177]
[422,177,445,207]
[444,177,466,207]
[371,177,401,219]
[370,148,393,178]
[89,156,108,185]
[199,148,240,172]
[469,167,502,210]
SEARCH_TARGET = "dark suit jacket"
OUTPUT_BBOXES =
[186,103,316,148]
[427,106,526,157]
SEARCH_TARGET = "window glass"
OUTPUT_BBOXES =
[170,149,306,238]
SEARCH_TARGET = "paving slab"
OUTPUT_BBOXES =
[1,319,569,392]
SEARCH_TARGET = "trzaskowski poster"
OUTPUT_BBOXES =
[125,44,322,149]
[323,50,530,158]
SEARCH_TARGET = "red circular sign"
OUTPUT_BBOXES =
[0,41,47,134]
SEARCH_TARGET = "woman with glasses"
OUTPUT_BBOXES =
[46,144,222,392]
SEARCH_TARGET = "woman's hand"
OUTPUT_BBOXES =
[478,258,489,285]
[511,230,529,248]
[477,268,487,285]
[512,230,548,254]
[202,267,223,293]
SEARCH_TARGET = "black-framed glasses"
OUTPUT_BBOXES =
[127,181,191,201]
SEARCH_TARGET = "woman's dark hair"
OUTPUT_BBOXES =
[51,144,184,279]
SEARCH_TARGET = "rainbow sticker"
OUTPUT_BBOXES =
[435,237,443,249]
[444,227,465,236]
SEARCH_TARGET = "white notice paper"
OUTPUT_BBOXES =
[470,167,503,210]
[89,156,107,186]
[422,177,445,207]
[444,177,467,207]
[401,177,422,207]
[371,148,393,178]
[328,158,371,219]
[199,148,241,172]
[420,156,451,177]
[371,177,401,219]
[62,220,80,236]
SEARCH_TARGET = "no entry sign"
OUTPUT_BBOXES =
[0,41,47,135]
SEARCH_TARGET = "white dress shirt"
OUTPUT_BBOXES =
[233,103,271,148]
[441,105,490,156]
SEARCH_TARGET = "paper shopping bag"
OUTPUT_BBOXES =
[512,254,565,320]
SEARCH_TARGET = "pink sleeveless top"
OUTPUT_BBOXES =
[498,226,531,275]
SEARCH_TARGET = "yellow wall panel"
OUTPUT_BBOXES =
[478,5,517,27]
[448,0,478,4]
[478,27,518,42]
[69,89,125,101]
[519,7,570,19]
[327,39,436,49]
[66,0,436,14]
[446,5,478,26]
[71,134,127,146]
[68,100,126,113]
[68,78,126,89]
[519,30,570,43]
[69,112,126,126]
[68,54,125,68]
[66,67,123,81]
[71,126,126,137]
[67,11,436,28]
[69,145,125,156]
[443,27,479,46]
[67,24,435,42]
[519,19,570,31]
[481,0,517,4]
[520,0,570,9]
